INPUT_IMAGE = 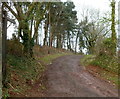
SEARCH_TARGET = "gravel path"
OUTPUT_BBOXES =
[45,55,118,97]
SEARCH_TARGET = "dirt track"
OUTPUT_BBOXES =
[45,55,118,97]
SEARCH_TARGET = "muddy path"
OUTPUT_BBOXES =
[44,55,118,97]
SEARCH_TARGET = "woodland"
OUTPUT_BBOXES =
[1,0,119,97]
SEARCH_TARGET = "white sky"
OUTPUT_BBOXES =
[74,0,110,21]
[73,0,110,11]
[73,0,120,22]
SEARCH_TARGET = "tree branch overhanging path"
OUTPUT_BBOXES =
[3,1,117,55]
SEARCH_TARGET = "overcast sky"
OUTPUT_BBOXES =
[73,0,110,11]
[74,0,110,21]
[73,0,120,22]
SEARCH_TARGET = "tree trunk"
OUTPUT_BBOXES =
[111,0,116,54]
[49,23,53,47]
[18,24,22,41]
[49,4,53,48]
[34,20,41,45]
[43,19,49,46]
[2,10,7,86]
[30,19,33,39]
[67,35,69,50]
[68,32,71,51]
[22,21,33,57]
[57,33,62,48]
[75,32,79,53]
[49,25,53,47]
[61,34,65,49]
[56,36,59,48]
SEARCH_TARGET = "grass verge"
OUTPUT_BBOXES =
[81,54,118,87]
[39,52,73,65]
[3,51,72,97]
[3,54,44,97]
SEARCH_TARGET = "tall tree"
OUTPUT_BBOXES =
[111,0,116,54]
[77,8,108,54]
[3,2,45,57]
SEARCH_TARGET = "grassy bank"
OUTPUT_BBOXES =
[3,45,72,97]
[3,55,44,97]
[81,55,118,86]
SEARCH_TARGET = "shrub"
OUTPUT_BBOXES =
[84,37,118,73]
[90,54,118,73]
[7,39,23,57]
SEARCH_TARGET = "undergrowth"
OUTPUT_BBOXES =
[3,54,45,97]
[3,44,72,97]
[90,54,118,73]
[81,54,119,86]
